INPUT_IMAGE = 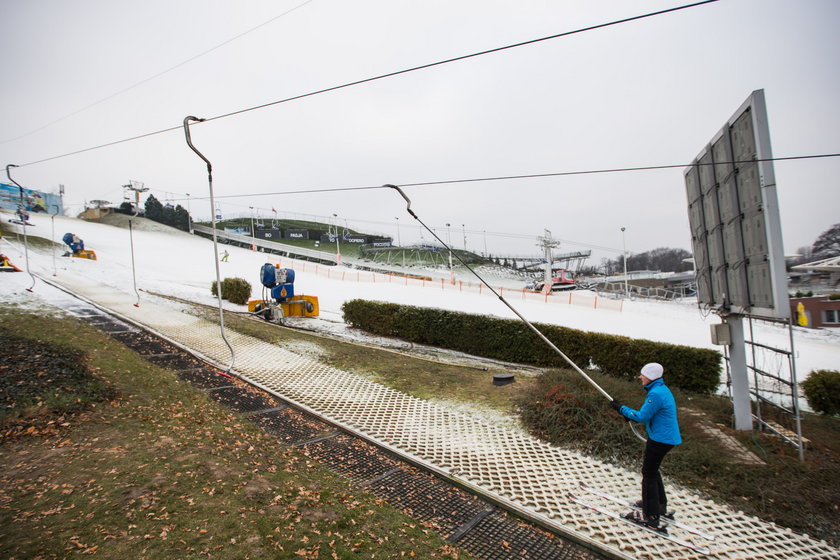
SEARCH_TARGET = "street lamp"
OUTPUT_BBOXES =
[249,206,256,251]
[333,213,341,265]
[621,226,628,298]
[186,193,192,233]
[462,224,466,251]
[446,223,454,284]
[395,216,404,267]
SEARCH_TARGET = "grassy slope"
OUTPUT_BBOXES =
[0,311,470,560]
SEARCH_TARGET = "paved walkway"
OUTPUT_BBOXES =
[38,272,840,560]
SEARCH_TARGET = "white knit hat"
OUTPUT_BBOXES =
[641,362,664,380]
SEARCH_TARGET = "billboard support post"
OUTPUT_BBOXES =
[725,314,752,430]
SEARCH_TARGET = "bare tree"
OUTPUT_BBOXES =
[811,223,840,259]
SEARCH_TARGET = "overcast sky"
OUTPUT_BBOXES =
[1,0,838,264]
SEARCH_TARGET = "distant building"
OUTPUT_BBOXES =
[78,207,114,220]
[789,295,840,329]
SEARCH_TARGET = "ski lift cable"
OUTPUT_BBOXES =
[183,116,237,377]
[178,152,840,203]
[16,1,720,169]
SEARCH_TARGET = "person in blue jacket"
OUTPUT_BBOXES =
[610,362,681,530]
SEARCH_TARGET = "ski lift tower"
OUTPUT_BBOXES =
[684,90,803,459]
[537,229,561,294]
[122,180,148,214]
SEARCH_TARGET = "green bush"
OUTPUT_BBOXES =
[209,278,252,305]
[341,299,721,393]
[802,369,840,415]
[828,293,840,301]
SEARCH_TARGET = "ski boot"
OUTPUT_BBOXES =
[633,500,673,519]
[623,510,667,534]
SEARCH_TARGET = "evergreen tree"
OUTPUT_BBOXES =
[144,195,163,222]
[172,205,190,231]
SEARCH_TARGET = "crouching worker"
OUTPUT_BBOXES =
[62,232,84,256]
[610,362,681,531]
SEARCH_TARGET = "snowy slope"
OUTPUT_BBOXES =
[2,209,838,383]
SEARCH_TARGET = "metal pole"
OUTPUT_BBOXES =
[332,213,341,265]
[787,318,805,461]
[5,164,35,292]
[186,193,192,233]
[446,223,454,284]
[249,206,256,251]
[748,316,762,429]
[128,219,140,307]
[182,116,236,376]
[395,216,404,267]
[621,226,628,298]
[49,204,60,276]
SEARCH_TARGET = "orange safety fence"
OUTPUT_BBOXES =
[267,257,623,312]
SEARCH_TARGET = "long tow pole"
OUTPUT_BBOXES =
[6,164,35,292]
[387,184,613,400]
[183,116,236,377]
[387,185,646,443]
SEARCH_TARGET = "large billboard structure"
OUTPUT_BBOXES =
[683,89,788,320]
[0,183,64,215]
[684,90,797,433]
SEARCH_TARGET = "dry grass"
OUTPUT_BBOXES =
[0,311,472,560]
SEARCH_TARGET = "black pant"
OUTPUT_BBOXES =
[642,438,674,519]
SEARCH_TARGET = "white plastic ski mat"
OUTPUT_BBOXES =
[46,277,840,560]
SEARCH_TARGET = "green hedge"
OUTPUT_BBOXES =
[342,299,721,394]
[802,370,840,415]
[210,277,252,305]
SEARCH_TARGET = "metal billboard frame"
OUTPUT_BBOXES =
[684,89,789,320]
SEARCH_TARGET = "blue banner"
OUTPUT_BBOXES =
[0,183,63,214]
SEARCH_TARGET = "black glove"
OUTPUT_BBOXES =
[610,400,622,412]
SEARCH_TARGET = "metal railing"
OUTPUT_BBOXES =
[192,224,340,264]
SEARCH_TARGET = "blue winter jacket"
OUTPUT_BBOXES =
[619,378,682,445]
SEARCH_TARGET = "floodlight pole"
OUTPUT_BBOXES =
[621,227,628,298]
[186,193,192,233]
[446,223,454,284]
[394,216,404,267]
[332,213,341,265]
[6,164,35,291]
[249,206,256,251]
